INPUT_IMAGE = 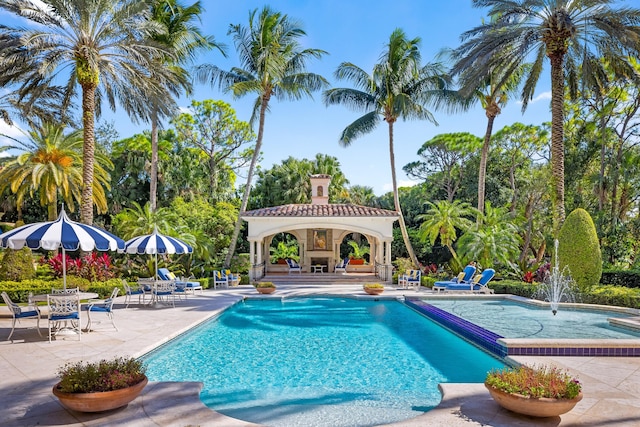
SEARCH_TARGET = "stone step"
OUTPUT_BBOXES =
[260,273,381,286]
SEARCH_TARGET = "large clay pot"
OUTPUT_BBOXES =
[349,258,365,265]
[256,287,276,294]
[363,287,384,295]
[485,383,583,417]
[53,376,148,413]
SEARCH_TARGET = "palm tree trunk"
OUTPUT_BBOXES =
[224,95,270,268]
[48,193,57,221]
[80,82,97,225]
[549,54,566,235]
[477,112,496,219]
[150,107,159,213]
[388,120,419,267]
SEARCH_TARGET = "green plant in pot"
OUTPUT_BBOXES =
[347,240,370,265]
[269,241,299,264]
[253,281,276,294]
[363,283,384,294]
[52,357,148,412]
[485,364,582,417]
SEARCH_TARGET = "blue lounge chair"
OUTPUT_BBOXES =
[443,268,495,293]
[433,265,477,291]
[158,268,202,294]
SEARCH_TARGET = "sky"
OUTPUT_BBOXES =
[0,0,558,196]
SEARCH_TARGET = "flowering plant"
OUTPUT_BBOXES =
[253,281,276,288]
[56,357,146,393]
[43,252,115,282]
[485,365,581,399]
[363,283,384,289]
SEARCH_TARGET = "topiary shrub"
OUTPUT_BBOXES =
[557,208,602,293]
[0,247,36,281]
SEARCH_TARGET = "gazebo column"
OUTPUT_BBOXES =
[249,239,265,281]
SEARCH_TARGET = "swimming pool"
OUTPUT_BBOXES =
[408,296,640,357]
[142,298,505,427]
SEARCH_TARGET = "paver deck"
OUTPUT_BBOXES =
[2,284,639,426]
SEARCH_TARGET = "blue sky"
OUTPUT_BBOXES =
[1,0,557,195]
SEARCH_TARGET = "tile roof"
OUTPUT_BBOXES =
[242,204,399,218]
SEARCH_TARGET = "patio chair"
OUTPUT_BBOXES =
[335,257,349,274]
[405,270,422,291]
[212,270,228,289]
[47,294,81,342]
[123,280,145,308]
[1,291,42,340]
[158,268,203,295]
[153,282,177,307]
[83,288,119,331]
[432,265,477,291]
[223,270,241,287]
[286,258,302,274]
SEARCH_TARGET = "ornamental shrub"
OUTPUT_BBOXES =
[56,357,146,393]
[0,247,36,281]
[557,208,602,293]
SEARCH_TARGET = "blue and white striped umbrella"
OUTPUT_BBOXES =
[124,229,192,279]
[0,209,125,288]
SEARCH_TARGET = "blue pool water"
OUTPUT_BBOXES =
[142,298,505,427]
[426,298,640,339]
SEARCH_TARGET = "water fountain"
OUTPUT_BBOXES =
[534,240,575,315]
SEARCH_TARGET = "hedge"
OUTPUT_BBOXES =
[600,270,640,288]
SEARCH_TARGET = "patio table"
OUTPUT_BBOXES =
[312,265,326,274]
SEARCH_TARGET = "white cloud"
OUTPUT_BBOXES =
[517,91,551,105]
[0,121,25,156]
[381,179,418,193]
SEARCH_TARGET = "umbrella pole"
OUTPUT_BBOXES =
[155,252,158,280]
[62,247,67,290]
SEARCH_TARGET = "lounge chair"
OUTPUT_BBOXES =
[443,268,495,293]
[47,294,81,342]
[432,265,477,291]
[1,291,42,340]
[335,257,349,274]
[158,268,203,294]
[212,270,229,289]
[83,288,119,331]
[286,258,302,274]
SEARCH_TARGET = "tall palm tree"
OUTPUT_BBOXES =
[451,0,640,234]
[196,6,329,267]
[0,123,112,220]
[324,28,456,267]
[0,0,171,224]
[146,0,223,212]
[417,199,475,271]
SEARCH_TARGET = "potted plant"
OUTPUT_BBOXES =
[52,357,148,412]
[363,283,384,295]
[485,364,582,417]
[347,240,370,265]
[270,241,299,264]
[254,281,277,294]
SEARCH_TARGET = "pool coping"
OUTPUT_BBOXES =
[405,296,640,357]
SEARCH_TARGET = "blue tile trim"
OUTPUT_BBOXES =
[405,299,508,358]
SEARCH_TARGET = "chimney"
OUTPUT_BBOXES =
[310,174,331,205]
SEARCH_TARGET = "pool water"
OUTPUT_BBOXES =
[426,299,640,339]
[142,298,505,427]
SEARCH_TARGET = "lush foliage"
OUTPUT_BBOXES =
[347,240,370,260]
[363,283,384,289]
[0,247,36,281]
[42,252,116,282]
[56,357,146,393]
[253,281,275,288]
[486,365,581,399]
[558,208,602,292]
[269,241,299,263]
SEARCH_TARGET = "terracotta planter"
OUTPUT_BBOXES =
[349,258,365,265]
[53,376,148,413]
[363,287,384,295]
[256,287,276,294]
[485,383,583,417]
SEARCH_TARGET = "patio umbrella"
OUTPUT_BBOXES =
[0,208,125,289]
[123,228,192,279]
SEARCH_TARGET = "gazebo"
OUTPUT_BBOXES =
[241,175,399,282]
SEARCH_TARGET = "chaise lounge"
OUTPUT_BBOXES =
[442,268,495,293]
[432,265,477,292]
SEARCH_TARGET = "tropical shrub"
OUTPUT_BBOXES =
[557,209,602,293]
[56,357,146,393]
[485,365,581,399]
[0,247,36,281]
[42,252,116,282]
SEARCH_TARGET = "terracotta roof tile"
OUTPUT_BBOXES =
[242,204,398,218]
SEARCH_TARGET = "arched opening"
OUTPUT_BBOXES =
[340,232,370,265]
[269,232,299,264]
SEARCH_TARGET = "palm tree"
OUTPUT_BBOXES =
[0,123,112,220]
[0,0,172,224]
[324,28,456,267]
[146,0,223,212]
[196,6,329,267]
[417,199,475,271]
[451,0,640,234]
